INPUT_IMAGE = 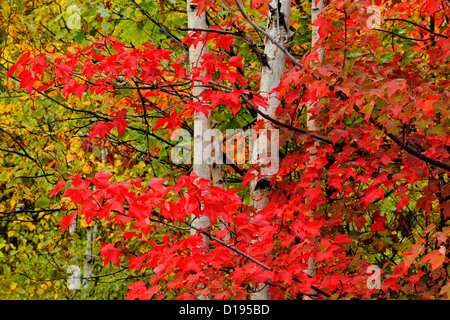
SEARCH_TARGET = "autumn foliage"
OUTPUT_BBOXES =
[2,0,450,299]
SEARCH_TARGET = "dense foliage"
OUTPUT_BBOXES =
[0,0,449,299]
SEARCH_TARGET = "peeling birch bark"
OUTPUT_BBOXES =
[187,0,227,300]
[249,0,292,301]
[187,0,212,247]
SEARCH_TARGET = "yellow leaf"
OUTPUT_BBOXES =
[80,219,90,228]
[67,46,78,55]
[42,42,55,53]
[0,170,12,182]
[44,144,55,152]
[81,161,94,175]
[10,282,18,291]
[10,190,19,211]
[103,0,113,10]
[19,42,32,52]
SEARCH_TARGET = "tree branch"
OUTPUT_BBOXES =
[179,27,240,36]
[374,28,432,41]
[151,209,331,298]
[335,91,450,172]
[383,18,449,39]
[240,94,334,145]
[128,0,187,49]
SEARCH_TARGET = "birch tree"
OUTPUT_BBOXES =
[187,0,213,246]
[242,0,292,300]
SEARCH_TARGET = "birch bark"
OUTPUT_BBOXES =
[186,0,227,299]
[187,0,212,246]
[249,0,292,300]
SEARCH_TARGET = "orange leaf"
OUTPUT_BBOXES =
[421,249,445,271]
[401,242,425,273]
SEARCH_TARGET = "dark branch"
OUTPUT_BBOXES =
[374,28,432,42]
[384,18,449,39]
[335,91,450,172]
[179,27,240,36]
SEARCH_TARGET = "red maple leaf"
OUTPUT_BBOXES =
[241,169,258,187]
[55,63,73,79]
[89,122,113,141]
[416,96,439,116]
[154,109,182,130]
[328,128,349,144]
[371,217,387,235]
[186,100,211,117]
[18,69,36,94]
[100,242,121,266]
[405,271,425,285]
[62,78,86,99]
[251,214,269,228]
[383,79,406,99]
[111,109,128,136]
[7,51,30,78]
[396,195,410,211]
[50,180,66,199]
[311,16,335,41]
[61,209,78,233]
[121,54,139,78]
[93,171,113,189]
[215,34,234,51]
[128,255,145,271]
[171,62,186,79]
[62,188,85,205]
[126,281,160,300]
[362,186,385,209]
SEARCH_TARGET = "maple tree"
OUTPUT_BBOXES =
[1,0,450,300]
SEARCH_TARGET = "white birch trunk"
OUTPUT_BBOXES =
[187,0,228,300]
[82,225,97,294]
[249,0,292,300]
[308,0,324,134]
[67,220,80,298]
[187,0,212,245]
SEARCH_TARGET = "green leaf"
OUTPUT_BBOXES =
[35,196,50,208]
[210,109,226,123]
[93,149,101,157]
[101,22,111,31]
[34,137,48,149]
[96,5,110,18]
[72,30,85,44]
